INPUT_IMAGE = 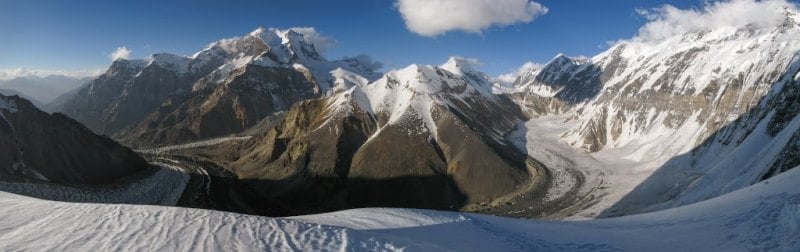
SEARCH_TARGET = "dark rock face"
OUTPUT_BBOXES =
[114,65,319,147]
[0,94,148,184]
[58,59,154,135]
[53,34,273,141]
[58,57,225,138]
[0,88,43,108]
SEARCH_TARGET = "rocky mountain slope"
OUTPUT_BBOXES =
[502,3,800,216]
[0,88,43,108]
[56,28,380,147]
[0,94,148,184]
[47,27,551,217]
[181,57,540,215]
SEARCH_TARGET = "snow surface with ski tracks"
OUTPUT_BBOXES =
[0,160,798,251]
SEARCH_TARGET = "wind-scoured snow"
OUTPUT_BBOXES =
[1,165,798,251]
[147,53,192,75]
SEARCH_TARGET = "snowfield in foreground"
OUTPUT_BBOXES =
[0,168,798,251]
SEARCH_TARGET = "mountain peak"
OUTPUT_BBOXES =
[331,68,369,92]
[147,53,191,74]
[548,53,581,65]
[248,27,267,37]
[373,60,493,98]
[246,27,324,62]
[106,58,148,75]
[384,63,456,94]
[440,56,480,76]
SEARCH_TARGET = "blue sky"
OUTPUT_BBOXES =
[0,0,705,76]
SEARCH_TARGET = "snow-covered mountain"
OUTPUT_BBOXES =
[55,28,381,146]
[184,56,539,215]
[0,94,148,184]
[503,2,800,216]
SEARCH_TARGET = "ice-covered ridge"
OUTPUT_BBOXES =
[331,68,369,92]
[191,27,381,90]
[512,53,593,98]
[513,3,800,98]
[147,53,191,75]
[107,27,380,91]
[324,59,502,140]
[249,27,324,63]
[602,26,800,96]
[560,5,800,153]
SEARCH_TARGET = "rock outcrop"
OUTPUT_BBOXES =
[0,94,148,184]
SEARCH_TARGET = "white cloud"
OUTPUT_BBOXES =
[109,46,131,61]
[632,0,797,43]
[0,67,104,80]
[289,27,336,54]
[495,61,543,85]
[395,0,548,36]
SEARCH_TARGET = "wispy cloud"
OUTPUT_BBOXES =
[631,0,796,43]
[289,27,336,54]
[495,61,543,85]
[395,0,548,37]
[342,54,384,71]
[109,46,131,61]
[0,67,104,80]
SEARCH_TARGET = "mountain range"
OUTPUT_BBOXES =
[500,9,800,216]
[1,2,800,250]
[27,7,800,217]
[56,28,381,147]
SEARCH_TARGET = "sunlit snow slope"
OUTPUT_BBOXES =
[0,166,798,251]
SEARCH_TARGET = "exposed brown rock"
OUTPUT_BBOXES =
[115,65,319,147]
